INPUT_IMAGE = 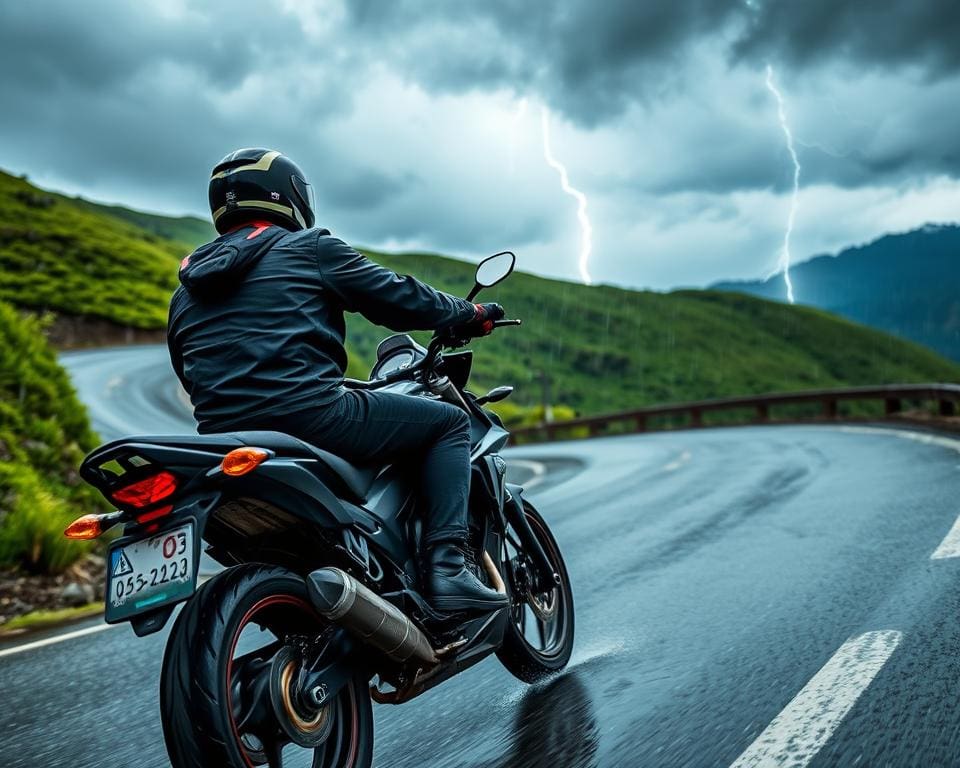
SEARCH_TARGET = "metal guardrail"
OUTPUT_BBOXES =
[511,383,960,444]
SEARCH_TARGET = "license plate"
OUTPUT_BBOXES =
[106,522,196,622]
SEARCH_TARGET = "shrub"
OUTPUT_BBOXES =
[0,302,104,573]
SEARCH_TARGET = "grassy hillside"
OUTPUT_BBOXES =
[0,170,185,328]
[0,302,105,573]
[713,224,960,362]
[352,249,960,414]
[73,198,215,247]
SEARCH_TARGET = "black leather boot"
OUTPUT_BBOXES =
[427,542,509,613]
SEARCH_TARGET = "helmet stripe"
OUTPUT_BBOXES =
[210,150,281,179]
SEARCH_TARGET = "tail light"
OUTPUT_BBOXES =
[135,504,174,525]
[112,470,179,508]
[222,447,269,476]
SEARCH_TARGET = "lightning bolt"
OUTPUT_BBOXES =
[540,108,593,285]
[764,64,799,304]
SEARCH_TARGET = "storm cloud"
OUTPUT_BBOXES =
[342,0,742,125]
[734,0,960,75]
[0,0,958,289]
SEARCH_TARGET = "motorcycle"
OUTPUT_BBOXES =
[66,250,575,768]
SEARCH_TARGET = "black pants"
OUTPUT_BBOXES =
[265,389,472,545]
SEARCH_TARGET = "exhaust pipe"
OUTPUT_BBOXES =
[307,567,437,666]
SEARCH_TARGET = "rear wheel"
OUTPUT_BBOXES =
[496,500,575,682]
[160,564,373,768]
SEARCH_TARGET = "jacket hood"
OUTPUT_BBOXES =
[178,224,288,301]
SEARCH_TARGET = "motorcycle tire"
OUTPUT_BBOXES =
[160,563,373,768]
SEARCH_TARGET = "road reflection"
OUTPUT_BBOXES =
[496,673,599,768]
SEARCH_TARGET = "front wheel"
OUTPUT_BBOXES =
[496,500,575,682]
[160,564,373,768]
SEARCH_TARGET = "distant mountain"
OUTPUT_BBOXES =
[713,224,960,361]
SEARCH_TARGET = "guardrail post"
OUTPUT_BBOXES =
[940,399,956,417]
[634,415,647,434]
[689,408,703,428]
[822,398,838,419]
[756,403,769,422]
[884,398,901,415]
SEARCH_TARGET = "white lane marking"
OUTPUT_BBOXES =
[509,459,547,489]
[105,375,124,395]
[663,450,692,472]
[730,630,902,768]
[931,517,960,559]
[0,622,117,660]
[838,427,960,559]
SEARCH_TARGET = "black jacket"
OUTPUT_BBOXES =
[167,224,475,433]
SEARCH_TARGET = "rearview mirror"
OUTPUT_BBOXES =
[468,251,516,301]
[476,385,514,406]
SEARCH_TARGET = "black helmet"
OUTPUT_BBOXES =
[208,148,315,234]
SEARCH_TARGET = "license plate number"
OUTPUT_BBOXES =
[106,522,196,622]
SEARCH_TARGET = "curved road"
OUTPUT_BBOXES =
[4,346,960,767]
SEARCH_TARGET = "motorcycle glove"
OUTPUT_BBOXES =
[444,303,505,344]
[468,303,505,336]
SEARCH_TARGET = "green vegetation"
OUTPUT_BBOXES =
[0,602,104,634]
[348,249,960,414]
[0,303,106,573]
[488,403,577,429]
[73,198,214,248]
[0,170,186,328]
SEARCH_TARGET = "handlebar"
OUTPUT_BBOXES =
[345,316,522,391]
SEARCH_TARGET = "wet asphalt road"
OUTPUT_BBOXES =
[3,346,960,767]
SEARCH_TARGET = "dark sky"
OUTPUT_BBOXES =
[1,0,958,289]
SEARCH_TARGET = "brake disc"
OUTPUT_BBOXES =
[268,646,334,748]
[528,588,558,621]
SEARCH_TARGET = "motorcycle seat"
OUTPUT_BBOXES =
[116,431,381,501]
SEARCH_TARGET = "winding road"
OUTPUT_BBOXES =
[4,345,960,767]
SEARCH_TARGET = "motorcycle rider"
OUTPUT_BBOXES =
[167,148,509,613]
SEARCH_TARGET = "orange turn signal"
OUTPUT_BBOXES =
[222,447,270,477]
[64,514,106,540]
